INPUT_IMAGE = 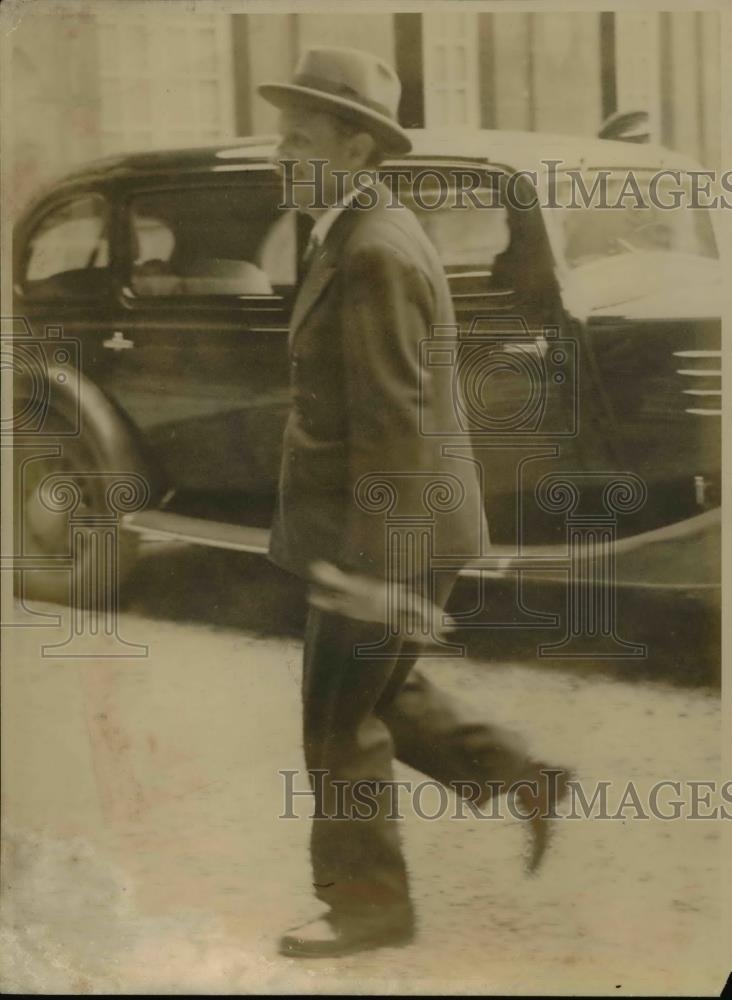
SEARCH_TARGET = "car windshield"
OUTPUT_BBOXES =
[555,170,718,268]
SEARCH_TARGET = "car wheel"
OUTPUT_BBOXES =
[13,408,142,609]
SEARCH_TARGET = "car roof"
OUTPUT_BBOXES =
[407,128,701,172]
[57,127,704,172]
[24,128,705,213]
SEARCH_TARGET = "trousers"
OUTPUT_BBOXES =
[301,575,534,917]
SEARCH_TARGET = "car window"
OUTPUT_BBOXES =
[394,177,512,302]
[397,171,559,324]
[129,186,297,298]
[409,192,511,272]
[22,194,110,299]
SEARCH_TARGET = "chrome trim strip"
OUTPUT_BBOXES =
[447,270,496,280]
[451,292,516,301]
[210,163,277,173]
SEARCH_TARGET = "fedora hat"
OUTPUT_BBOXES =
[258,46,412,156]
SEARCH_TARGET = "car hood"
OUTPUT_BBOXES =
[558,252,722,322]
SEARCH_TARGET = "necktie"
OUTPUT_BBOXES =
[301,233,320,271]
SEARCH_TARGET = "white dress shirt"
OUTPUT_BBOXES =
[304,185,361,259]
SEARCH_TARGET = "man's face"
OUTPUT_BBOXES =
[275,108,371,213]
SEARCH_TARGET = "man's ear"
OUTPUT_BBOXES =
[348,130,377,169]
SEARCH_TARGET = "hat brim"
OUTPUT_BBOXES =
[258,82,412,156]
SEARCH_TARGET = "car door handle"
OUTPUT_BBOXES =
[103,331,135,351]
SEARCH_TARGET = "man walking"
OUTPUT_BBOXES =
[259,47,568,958]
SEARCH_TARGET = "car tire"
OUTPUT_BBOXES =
[12,387,152,610]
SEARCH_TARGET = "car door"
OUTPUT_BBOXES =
[398,164,579,545]
[99,170,303,525]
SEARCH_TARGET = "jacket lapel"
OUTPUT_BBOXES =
[289,192,382,340]
[289,247,338,338]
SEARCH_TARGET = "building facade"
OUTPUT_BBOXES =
[10,7,722,216]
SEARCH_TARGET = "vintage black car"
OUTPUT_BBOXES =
[11,130,721,609]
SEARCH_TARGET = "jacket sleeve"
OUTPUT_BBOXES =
[338,238,439,582]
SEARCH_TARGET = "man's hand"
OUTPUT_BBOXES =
[308,560,456,640]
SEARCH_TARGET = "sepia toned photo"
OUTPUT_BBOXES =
[0,0,729,994]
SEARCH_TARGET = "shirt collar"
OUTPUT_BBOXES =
[308,186,360,248]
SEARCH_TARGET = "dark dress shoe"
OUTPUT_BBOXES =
[516,764,574,874]
[278,908,415,958]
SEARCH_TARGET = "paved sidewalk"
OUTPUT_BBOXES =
[1,605,726,994]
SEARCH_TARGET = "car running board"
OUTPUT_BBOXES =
[121,510,270,554]
[121,506,719,590]
[120,509,511,576]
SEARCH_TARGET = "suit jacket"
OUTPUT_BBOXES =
[268,182,488,585]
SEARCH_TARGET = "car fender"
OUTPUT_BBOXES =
[14,361,162,506]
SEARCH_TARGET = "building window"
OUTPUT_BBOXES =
[422,11,480,128]
[95,9,235,154]
[613,12,661,143]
